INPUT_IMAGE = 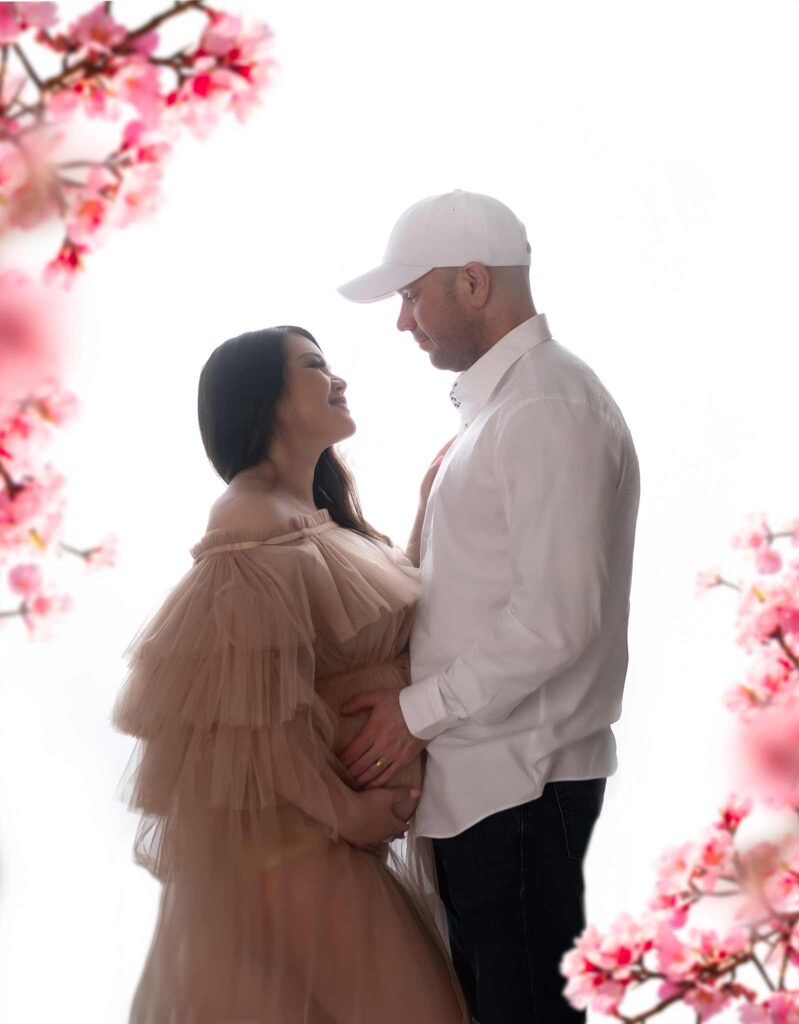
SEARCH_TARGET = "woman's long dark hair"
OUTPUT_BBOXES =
[197,326,389,544]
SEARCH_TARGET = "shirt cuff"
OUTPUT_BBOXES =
[399,675,463,742]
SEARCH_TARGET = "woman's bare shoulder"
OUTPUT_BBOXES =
[205,489,290,533]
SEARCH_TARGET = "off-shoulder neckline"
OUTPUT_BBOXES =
[190,509,334,560]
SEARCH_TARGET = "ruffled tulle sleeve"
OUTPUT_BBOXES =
[112,544,364,881]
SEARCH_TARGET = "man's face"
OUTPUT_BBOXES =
[396,268,483,372]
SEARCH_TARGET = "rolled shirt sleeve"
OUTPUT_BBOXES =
[399,398,624,742]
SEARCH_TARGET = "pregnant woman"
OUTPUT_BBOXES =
[112,324,469,1023]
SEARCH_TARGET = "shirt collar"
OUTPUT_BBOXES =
[449,313,552,426]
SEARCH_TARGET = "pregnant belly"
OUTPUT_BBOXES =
[316,654,424,819]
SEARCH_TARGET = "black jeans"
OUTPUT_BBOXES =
[432,778,606,1024]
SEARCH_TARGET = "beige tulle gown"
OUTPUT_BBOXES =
[113,508,470,1024]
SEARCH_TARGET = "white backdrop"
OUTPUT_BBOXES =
[1,1,798,1021]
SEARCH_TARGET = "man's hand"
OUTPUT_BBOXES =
[339,689,428,789]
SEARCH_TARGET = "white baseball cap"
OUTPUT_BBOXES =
[337,189,531,303]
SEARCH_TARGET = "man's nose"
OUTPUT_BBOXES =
[396,299,416,333]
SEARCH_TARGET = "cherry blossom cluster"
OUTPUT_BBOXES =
[0,286,118,630]
[563,795,799,1021]
[0,1,274,283]
[1,2,273,637]
[706,515,799,809]
[562,517,799,1021]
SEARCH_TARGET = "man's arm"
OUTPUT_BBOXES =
[400,397,628,742]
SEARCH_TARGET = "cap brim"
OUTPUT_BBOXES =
[337,263,435,303]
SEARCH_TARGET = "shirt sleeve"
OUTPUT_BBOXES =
[399,397,626,741]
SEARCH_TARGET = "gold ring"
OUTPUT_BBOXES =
[375,758,385,769]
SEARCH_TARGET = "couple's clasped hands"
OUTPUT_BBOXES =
[339,437,455,851]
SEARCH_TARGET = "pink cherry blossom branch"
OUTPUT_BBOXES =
[0,5,274,636]
[774,630,799,673]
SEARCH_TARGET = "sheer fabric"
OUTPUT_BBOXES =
[113,509,469,1023]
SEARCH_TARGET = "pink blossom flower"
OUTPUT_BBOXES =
[119,120,171,165]
[762,837,799,913]
[43,240,89,289]
[738,840,782,887]
[67,3,127,54]
[717,794,753,832]
[736,579,799,652]
[655,841,695,895]
[0,2,56,44]
[694,925,749,959]
[697,565,724,595]
[8,562,43,597]
[111,59,163,127]
[199,13,273,66]
[46,76,120,122]
[740,991,799,1023]
[740,704,799,808]
[127,30,159,57]
[725,648,797,719]
[656,921,699,979]
[695,826,735,890]
[22,3,58,30]
[0,464,65,559]
[23,588,73,639]
[0,270,65,401]
[0,385,78,479]
[650,841,697,924]
[32,386,80,428]
[65,187,113,247]
[684,981,731,1021]
[561,916,653,1015]
[756,548,783,575]
[85,533,118,571]
[0,140,29,206]
[198,13,246,58]
[732,513,771,552]
[112,162,162,228]
[791,519,799,548]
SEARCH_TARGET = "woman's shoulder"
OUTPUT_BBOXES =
[205,487,308,534]
[191,490,333,564]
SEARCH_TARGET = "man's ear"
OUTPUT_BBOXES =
[460,262,491,308]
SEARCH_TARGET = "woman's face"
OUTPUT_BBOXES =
[276,332,356,448]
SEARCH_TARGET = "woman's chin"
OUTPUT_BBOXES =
[330,415,357,443]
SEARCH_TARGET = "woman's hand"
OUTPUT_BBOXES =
[406,437,456,567]
[419,436,456,510]
[341,786,421,849]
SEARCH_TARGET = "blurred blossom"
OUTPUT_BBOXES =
[696,565,723,595]
[756,548,783,575]
[23,587,73,639]
[732,513,771,552]
[8,561,42,597]
[85,533,118,571]
[0,271,68,401]
[0,2,57,45]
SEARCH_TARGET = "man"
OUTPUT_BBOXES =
[336,190,640,1024]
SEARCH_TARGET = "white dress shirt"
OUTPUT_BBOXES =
[399,313,640,838]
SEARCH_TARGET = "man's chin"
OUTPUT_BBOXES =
[428,350,457,372]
